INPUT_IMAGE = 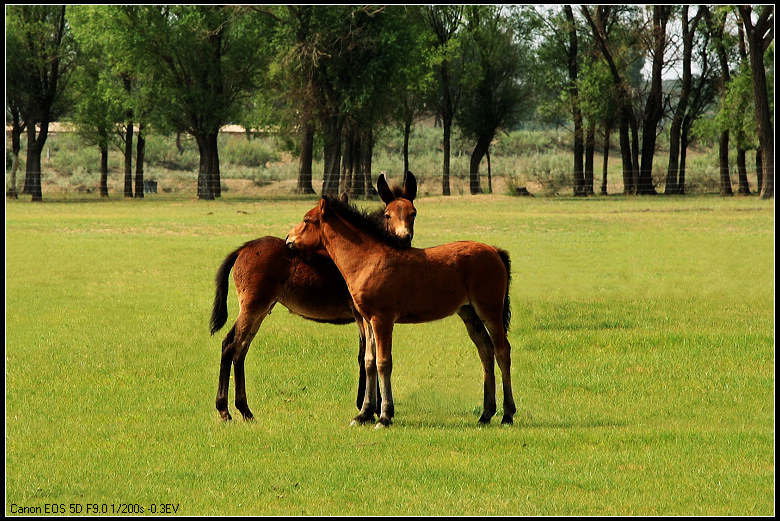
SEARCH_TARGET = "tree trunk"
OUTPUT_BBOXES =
[361,128,375,198]
[123,121,134,198]
[601,124,611,195]
[565,6,585,197]
[176,131,185,155]
[486,148,492,194]
[321,114,343,196]
[99,143,109,197]
[441,64,453,196]
[403,119,411,175]
[340,127,354,196]
[134,123,145,198]
[468,134,492,195]
[195,131,220,200]
[736,148,750,195]
[666,6,702,195]
[581,6,637,195]
[718,131,732,196]
[678,122,690,195]
[617,107,634,195]
[630,113,640,193]
[297,118,315,194]
[24,123,47,202]
[7,114,23,198]
[708,7,734,196]
[8,151,20,199]
[442,111,452,196]
[738,6,774,199]
[585,120,595,195]
[637,6,669,196]
[755,146,763,194]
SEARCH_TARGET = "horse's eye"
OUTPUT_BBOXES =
[385,214,391,220]
[411,211,417,218]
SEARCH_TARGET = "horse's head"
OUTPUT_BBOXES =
[286,199,327,252]
[377,171,417,247]
[287,172,417,252]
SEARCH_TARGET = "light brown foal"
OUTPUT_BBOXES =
[286,196,515,427]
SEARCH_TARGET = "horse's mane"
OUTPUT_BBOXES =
[323,195,410,250]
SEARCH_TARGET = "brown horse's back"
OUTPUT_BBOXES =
[232,236,354,324]
[355,241,510,326]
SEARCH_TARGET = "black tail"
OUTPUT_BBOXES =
[210,247,241,335]
[497,248,512,333]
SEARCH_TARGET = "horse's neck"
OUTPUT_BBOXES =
[321,215,385,281]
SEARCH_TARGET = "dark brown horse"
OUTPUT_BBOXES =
[210,172,417,421]
[286,195,515,427]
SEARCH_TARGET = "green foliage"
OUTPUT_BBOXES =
[455,6,537,141]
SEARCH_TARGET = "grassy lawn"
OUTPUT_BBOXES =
[5,194,774,515]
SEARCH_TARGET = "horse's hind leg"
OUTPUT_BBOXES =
[481,317,516,425]
[216,306,270,421]
[458,305,497,424]
[217,325,237,421]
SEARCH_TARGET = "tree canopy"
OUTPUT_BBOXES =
[6,4,774,200]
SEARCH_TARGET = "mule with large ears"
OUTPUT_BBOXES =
[286,195,515,427]
[211,172,417,421]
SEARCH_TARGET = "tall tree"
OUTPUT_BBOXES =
[271,6,421,196]
[273,5,317,194]
[665,6,705,195]
[563,6,586,196]
[390,8,434,176]
[531,6,589,195]
[425,5,464,196]
[5,24,28,199]
[68,35,114,197]
[705,6,736,196]
[737,5,774,199]
[124,6,273,199]
[676,19,716,195]
[581,6,642,195]
[637,5,672,195]
[6,5,75,202]
[457,6,534,194]
[716,18,760,195]
[69,6,162,198]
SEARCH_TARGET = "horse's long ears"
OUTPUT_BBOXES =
[377,174,394,204]
[340,192,349,204]
[403,171,417,201]
[319,196,330,218]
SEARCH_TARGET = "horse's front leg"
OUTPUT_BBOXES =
[372,318,395,428]
[356,323,367,410]
[355,314,383,413]
[352,318,379,425]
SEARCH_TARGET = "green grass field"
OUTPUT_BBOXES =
[5,194,774,515]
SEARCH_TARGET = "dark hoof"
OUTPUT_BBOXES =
[219,410,233,421]
[237,404,254,421]
[350,413,375,426]
[500,415,514,425]
[376,416,392,428]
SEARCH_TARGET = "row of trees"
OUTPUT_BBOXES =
[6,5,774,201]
